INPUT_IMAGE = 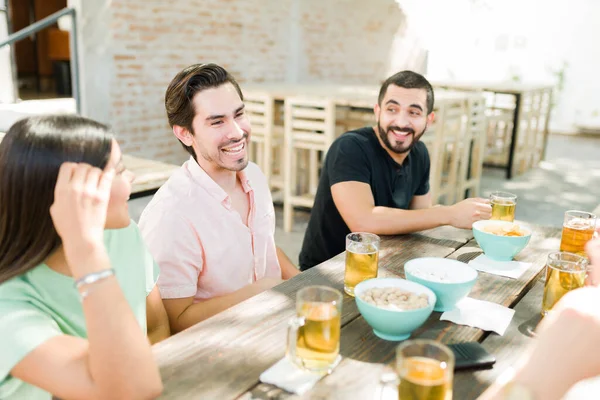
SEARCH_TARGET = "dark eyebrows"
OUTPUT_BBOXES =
[384,99,423,112]
[205,104,245,122]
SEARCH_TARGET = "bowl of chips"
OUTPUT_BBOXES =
[472,220,532,261]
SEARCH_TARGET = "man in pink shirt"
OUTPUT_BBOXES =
[139,63,299,332]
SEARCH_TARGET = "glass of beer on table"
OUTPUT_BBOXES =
[541,252,589,316]
[559,210,596,257]
[287,286,342,373]
[344,232,380,296]
[490,191,517,222]
[396,339,454,400]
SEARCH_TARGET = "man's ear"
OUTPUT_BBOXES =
[427,111,435,125]
[173,125,193,146]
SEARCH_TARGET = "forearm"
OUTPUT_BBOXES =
[352,205,452,236]
[172,281,275,332]
[72,248,162,399]
[148,322,171,345]
[277,247,300,279]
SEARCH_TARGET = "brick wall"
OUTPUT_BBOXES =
[299,0,406,84]
[73,0,407,165]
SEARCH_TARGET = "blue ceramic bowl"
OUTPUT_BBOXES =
[404,257,478,312]
[472,220,532,262]
[354,278,436,341]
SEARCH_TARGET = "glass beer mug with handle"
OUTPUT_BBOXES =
[490,191,517,222]
[287,286,343,374]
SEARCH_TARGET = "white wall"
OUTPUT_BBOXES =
[396,0,600,133]
[0,11,15,104]
[67,0,112,123]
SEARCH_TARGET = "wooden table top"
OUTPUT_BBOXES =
[122,154,179,196]
[153,223,561,399]
[432,80,554,95]
[242,83,469,108]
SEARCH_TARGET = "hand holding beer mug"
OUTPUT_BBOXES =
[287,286,342,374]
[344,232,380,296]
[490,191,517,222]
[541,252,589,316]
[559,210,597,257]
[380,339,454,400]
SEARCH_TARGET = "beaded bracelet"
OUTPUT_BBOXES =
[75,269,115,299]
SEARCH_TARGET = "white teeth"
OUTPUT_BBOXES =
[222,142,244,153]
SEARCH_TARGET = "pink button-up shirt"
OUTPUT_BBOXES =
[138,157,281,301]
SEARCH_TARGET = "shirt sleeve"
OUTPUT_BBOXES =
[327,135,372,186]
[415,143,431,196]
[140,211,202,300]
[0,301,62,387]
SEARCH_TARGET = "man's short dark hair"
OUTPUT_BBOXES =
[378,70,434,114]
[164,63,244,158]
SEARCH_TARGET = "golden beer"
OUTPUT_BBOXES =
[396,340,454,400]
[344,233,380,296]
[541,252,588,316]
[295,302,341,370]
[489,191,517,222]
[288,286,342,373]
[491,199,516,222]
[559,211,596,256]
[398,357,452,400]
[345,246,378,296]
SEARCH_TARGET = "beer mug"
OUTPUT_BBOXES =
[379,339,454,400]
[559,210,597,257]
[541,252,589,316]
[344,232,380,296]
[287,286,342,373]
[490,191,517,222]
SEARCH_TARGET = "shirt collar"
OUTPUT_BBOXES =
[185,156,254,207]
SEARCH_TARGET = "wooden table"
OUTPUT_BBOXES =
[433,80,554,179]
[153,223,561,399]
[123,154,179,199]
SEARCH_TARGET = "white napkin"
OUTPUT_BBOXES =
[440,297,515,336]
[468,254,531,279]
[259,357,328,395]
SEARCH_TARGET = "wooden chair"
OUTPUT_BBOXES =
[244,92,284,196]
[427,99,465,205]
[283,97,336,232]
[456,94,487,200]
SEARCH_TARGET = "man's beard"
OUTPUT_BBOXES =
[377,122,427,154]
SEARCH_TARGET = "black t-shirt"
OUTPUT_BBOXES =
[299,127,431,270]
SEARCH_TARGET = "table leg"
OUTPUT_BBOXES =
[506,93,522,179]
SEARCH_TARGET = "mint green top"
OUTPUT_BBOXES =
[0,221,159,399]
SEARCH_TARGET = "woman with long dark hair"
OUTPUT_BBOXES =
[0,115,168,399]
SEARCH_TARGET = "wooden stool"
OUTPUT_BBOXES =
[283,97,336,233]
